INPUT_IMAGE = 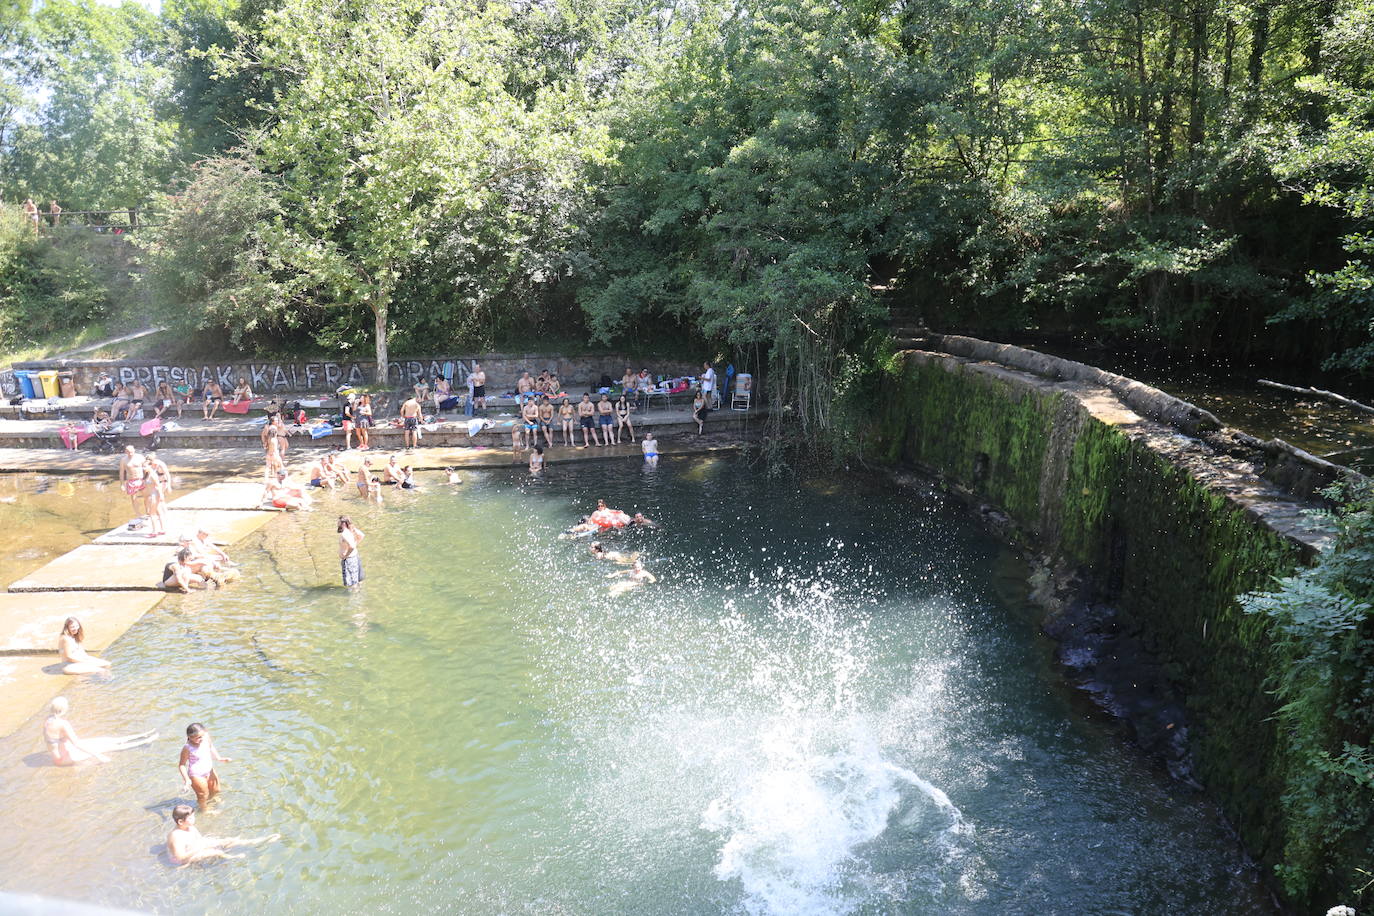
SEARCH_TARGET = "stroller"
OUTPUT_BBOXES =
[91,424,123,454]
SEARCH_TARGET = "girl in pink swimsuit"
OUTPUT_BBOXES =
[179,722,231,808]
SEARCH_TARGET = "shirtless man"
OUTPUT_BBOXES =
[202,381,224,419]
[307,455,335,490]
[520,397,541,450]
[264,471,309,510]
[194,528,233,567]
[119,446,147,518]
[577,393,600,447]
[400,394,423,450]
[516,371,534,399]
[125,380,148,420]
[177,534,235,585]
[589,541,638,565]
[537,396,555,447]
[165,804,278,866]
[470,364,487,411]
[356,459,383,503]
[596,394,616,444]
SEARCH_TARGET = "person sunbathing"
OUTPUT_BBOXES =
[57,617,112,675]
[43,696,155,766]
[264,472,309,509]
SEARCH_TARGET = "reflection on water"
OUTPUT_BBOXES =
[0,459,1273,914]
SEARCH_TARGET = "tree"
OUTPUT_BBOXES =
[218,0,605,382]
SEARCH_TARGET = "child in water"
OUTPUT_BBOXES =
[178,722,232,809]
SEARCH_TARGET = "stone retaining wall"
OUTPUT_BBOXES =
[871,339,1347,903]
[11,354,704,396]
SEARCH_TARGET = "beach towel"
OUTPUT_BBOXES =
[223,399,251,414]
[310,423,334,439]
[466,418,491,438]
[59,426,93,450]
[298,399,324,408]
[442,361,454,381]
[139,418,162,437]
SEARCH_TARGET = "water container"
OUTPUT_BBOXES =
[37,370,60,398]
[15,370,37,398]
[58,372,75,398]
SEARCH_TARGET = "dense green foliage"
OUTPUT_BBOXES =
[1243,483,1374,902]
[4,0,1374,376]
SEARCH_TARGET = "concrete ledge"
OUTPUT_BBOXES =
[0,656,65,738]
[0,592,164,654]
[94,509,275,545]
[8,544,178,592]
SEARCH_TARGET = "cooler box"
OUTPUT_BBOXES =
[14,371,37,398]
[37,370,60,398]
[58,372,75,398]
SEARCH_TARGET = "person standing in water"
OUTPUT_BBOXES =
[178,723,231,809]
[529,445,545,475]
[641,431,659,467]
[165,804,278,866]
[43,697,155,766]
[338,516,365,587]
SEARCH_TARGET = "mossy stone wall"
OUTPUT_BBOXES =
[875,352,1301,866]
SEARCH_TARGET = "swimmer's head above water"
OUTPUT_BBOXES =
[172,804,194,826]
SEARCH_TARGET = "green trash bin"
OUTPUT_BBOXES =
[37,370,60,398]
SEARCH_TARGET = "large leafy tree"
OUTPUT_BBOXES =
[210,0,605,381]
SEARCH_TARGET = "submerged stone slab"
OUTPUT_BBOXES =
[166,481,277,511]
[94,509,275,546]
[0,655,62,738]
[7,544,175,592]
[0,591,163,654]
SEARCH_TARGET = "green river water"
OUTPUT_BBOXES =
[0,458,1272,914]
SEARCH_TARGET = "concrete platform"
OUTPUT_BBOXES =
[8,544,177,592]
[94,508,275,545]
[0,655,64,738]
[165,480,281,511]
[0,591,164,654]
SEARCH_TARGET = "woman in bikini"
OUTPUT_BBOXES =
[179,722,232,808]
[558,398,575,447]
[356,395,373,450]
[43,697,155,766]
[143,464,169,538]
[162,548,207,591]
[57,617,111,675]
[615,393,636,443]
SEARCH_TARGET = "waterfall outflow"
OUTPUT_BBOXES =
[553,553,977,915]
[700,717,970,916]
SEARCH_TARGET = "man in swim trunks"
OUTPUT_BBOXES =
[125,380,147,420]
[597,394,616,444]
[516,371,534,399]
[538,395,555,447]
[641,431,659,466]
[400,394,423,450]
[307,455,335,490]
[119,446,147,518]
[356,459,383,502]
[202,381,224,419]
[577,393,600,447]
[520,397,541,450]
[470,364,487,411]
[166,804,279,866]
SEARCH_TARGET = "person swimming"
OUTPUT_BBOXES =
[529,445,544,475]
[445,467,463,484]
[608,558,657,596]
[43,697,156,766]
[589,541,638,565]
[57,617,111,675]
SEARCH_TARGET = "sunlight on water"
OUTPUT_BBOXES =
[0,458,1272,914]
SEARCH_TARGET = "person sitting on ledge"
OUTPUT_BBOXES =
[57,617,112,675]
[194,528,235,568]
[162,548,207,591]
[264,471,308,510]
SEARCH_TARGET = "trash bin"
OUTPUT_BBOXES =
[37,370,61,398]
[58,372,75,398]
[14,370,36,399]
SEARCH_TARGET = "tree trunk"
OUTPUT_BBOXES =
[373,293,390,387]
